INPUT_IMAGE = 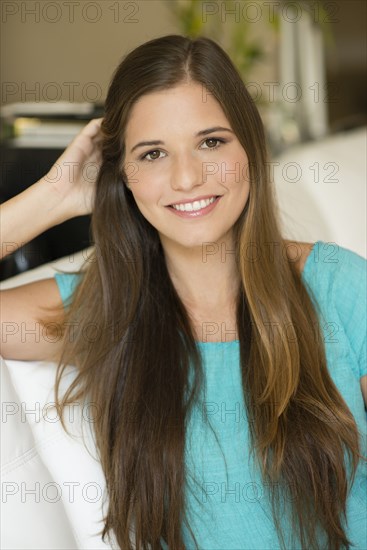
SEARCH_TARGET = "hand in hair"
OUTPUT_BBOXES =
[0,118,103,260]
[44,117,103,217]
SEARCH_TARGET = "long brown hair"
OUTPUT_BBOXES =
[46,35,365,549]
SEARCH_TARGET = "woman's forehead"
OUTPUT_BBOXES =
[125,84,229,140]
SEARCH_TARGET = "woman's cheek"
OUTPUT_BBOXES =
[131,181,160,206]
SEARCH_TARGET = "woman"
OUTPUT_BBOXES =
[1,35,366,550]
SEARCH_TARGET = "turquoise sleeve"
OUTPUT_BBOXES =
[330,246,367,378]
[297,241,366,381]
[54,272,82,308]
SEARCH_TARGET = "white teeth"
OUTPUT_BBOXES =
[171,196,216,212]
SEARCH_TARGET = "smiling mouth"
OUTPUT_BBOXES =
[168,195,220,212]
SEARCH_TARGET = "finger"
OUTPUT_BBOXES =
[54,118,104,170]
[80,118,103,143]
[78,118,104,148]
[66,120,103,158]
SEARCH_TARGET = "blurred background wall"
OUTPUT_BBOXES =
[0,0,277,105]
[1,0,366,130]
[1,0,182,105]
[1,0,366,275]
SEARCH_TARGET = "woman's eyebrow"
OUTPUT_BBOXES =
[130,126,234,154]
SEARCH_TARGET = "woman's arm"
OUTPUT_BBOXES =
[0,118,102,361]
[0,117,102,260]
[1,178,74,260]
[0,278,66,361]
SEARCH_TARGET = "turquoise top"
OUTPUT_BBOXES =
[54,241,367,549]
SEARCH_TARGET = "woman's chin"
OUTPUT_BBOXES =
[159,230,231,255]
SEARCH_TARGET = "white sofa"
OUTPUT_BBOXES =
[1,250,118,550]
[272,126,366,258]
[1,127,366,549]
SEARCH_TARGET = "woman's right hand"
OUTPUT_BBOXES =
[0,118,104,261]
[43,117,103,218]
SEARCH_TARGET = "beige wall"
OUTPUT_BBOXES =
[1,0,365,131]
[1,0,180,104]
[0,0,277,106]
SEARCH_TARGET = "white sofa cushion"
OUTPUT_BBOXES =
[1,357,79,549]
[273,126,366,258]
[1,355,117,550]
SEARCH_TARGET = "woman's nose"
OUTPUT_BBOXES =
[169,153,203,192]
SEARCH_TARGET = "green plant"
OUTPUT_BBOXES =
[167,0,276,85]
[167,0,334,91]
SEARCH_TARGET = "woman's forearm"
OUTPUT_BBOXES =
[0,177,73,260]
[0,119,102,261]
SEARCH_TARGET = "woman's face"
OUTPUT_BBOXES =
[123,81,250,251]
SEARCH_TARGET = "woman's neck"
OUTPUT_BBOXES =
[160,234,240,312]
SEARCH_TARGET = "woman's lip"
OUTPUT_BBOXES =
[166,195,222,218]
[167,194,220,207]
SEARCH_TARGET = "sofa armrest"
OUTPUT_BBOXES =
[0,247,93,290]
[1,355,79,549]
[273,127,366,258]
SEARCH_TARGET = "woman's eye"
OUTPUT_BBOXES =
[141,150,164,162]
[202,138,224,150]
[140,138,225,162]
